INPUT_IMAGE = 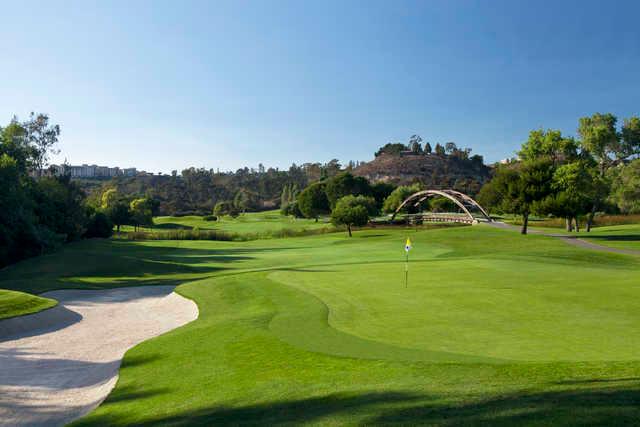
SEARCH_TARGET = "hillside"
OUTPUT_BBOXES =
[353,152,491,195]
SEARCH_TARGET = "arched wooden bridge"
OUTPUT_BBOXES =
[390,189,492,224]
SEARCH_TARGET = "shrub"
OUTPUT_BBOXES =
[84,212,114,238]
[203,215,217,221]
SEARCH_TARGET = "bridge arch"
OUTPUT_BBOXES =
[390,189,492,223]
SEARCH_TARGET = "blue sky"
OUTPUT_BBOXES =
[1,0,639,173]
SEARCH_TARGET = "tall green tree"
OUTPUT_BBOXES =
[23,112,60,175]
[324,172,372,209]
[519,129,578,164]
[578,113,640,230]
[609,159,640,214]
[535,160,602,231]
[482,159,554,234]
[130,198,154,231]
[297,182,330,221]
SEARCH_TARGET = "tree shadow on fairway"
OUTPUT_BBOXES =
[77,383,640,426]
[0,241,303,295]
[582,234,640,242]
[76,392,426,426]
[369,384,640,426]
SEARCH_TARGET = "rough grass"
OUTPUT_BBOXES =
[0,226,638,425]
[0,289,57,320]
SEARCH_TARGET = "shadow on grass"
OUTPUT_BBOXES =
[76,383,640,426]
[582,234,640,242]
[0,241,304,295]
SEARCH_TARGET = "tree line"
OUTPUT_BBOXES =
[0,114,116,267]
[478,113,640,234]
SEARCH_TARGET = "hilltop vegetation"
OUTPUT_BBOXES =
[355,139,490,194]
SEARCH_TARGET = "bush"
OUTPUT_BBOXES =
[84,212,114,238]
[203,215,218,221]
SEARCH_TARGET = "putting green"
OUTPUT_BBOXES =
[1,225,638,425]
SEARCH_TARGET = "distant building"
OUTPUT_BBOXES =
[45,164,139,179]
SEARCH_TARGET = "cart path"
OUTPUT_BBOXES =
[485,221,640,256]
[0,286,198,427]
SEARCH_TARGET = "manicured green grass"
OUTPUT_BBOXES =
[132,210,332,235]
[1,226,638,425]
[579,224,640,251]
[0,289,57,320]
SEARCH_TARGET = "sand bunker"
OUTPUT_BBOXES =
[0,285,198,427]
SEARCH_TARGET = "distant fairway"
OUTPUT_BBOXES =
[152,210,333,234]
[1,226,638,425]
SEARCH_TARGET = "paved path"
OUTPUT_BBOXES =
[485,222,640,256]
[0,286,198,427]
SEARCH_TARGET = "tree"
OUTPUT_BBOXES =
[578,113,620,176]
[0,154,35,265]
[382,184,421,214]
[370,182,396,209]
[409,135,423,153]
[130,198,153,231]
[107,202,130,233]
[445,142,457,155]
[482,159,554,234]
[434,143,445,156]
[609,159,640,213]
[424,142,432,154]
[324,172,372,209]
[101,188,119,209]
[297,182,330,221]
[84,211,114,238]
[535,160,601,231]
[578,113,629,231]
[374,142,407,157]
[518,129,578,165]
[280,184,290,208]
[0,119,35,173]
[331,195,376,237]
[23,112,60,176]
[621,117,640,159]
[214,201,234,217]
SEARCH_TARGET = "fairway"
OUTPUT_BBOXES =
[1,226,639,425]
[150,211,333,235]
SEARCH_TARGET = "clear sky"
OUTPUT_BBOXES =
[2,0,639,173]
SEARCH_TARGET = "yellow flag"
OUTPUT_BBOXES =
[405,238,412,252]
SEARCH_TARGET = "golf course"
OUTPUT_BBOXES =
[1,223,638,425]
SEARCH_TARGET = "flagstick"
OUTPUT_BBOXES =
[405,251,409,288]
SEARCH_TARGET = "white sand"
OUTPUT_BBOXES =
[0,286,198,427]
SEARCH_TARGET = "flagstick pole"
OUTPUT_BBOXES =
[405,251,409,288]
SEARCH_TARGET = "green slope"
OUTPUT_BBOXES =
[0,289,57,320]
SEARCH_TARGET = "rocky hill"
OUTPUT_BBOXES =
[353,153,491,196]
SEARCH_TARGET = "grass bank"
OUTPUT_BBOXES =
[0,289,57,320]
